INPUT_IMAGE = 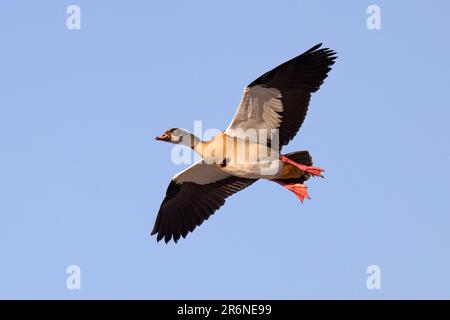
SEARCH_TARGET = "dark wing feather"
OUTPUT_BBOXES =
[227,44,337,148]
[151,176,257,243]
[250,43,337,146]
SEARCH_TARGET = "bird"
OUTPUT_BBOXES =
[153,43,337,243]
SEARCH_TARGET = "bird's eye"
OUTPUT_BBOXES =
[178,136,183,143]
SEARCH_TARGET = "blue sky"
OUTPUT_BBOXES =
[0,0,449,299]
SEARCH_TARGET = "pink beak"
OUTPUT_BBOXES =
[155,134,169,141]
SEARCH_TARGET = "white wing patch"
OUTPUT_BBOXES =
[173,161,230,185]
[225,85,283,140]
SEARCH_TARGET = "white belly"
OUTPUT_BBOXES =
[220,158,282,179]
[200,137,283,179]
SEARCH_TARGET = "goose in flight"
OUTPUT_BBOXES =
[153,43,337,243]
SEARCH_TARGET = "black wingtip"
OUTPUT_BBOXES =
[307,43,338,59]
[152,228,174,243]
[308,43,323,52]
[150,231,178,244]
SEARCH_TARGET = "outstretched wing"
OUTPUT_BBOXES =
[225,43,337,148]
[152,161,257,243]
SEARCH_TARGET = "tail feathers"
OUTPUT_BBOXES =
[279,177,308,185]
[283,151,313,166]
[281,150,313,184]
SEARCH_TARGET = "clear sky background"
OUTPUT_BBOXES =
[1,0,449,299]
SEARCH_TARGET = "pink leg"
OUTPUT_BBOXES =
[275,180,310,203]
[280,155,325,178]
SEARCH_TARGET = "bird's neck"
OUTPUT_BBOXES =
[181,133,223,160]
[181,133,204,154]
[189,134,216,159]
